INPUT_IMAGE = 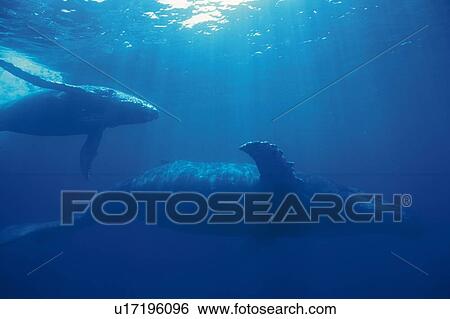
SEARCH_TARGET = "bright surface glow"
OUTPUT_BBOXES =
[158,0,192,10]
[182,10,223,28]
[150,0,255,30]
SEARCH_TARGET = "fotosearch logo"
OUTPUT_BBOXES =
[60,191,412,226]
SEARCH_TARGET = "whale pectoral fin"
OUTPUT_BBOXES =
[239,141,302,187]
[80,129,104,179]
[0,59,82,93]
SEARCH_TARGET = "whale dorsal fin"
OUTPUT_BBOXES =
[239,141,301,187]
[0,59,82,93]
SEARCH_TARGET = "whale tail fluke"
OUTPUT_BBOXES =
[0,220,60,246]
[0,213,91,246]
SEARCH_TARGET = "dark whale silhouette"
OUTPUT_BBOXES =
[0,141,404,245]
[0,59,159,178]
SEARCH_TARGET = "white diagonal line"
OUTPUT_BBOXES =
[27,24,181,123]
[272,25,429,122]
[27,251,64,276]
[391,251,429,276]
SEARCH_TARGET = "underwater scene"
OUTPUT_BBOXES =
[0,0,449,298]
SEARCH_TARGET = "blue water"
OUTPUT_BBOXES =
[0,0,449,298]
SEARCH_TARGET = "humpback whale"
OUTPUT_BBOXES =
[0,59,159,178]
[1,141,399,245]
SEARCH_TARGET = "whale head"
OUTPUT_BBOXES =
[109,89,159,125]
[84,86,160,126]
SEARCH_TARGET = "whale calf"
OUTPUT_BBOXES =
[0,59,159,178]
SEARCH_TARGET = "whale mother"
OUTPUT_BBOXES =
[0,141,414,246]
[0,59,159,178]
[0,141,372,244]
